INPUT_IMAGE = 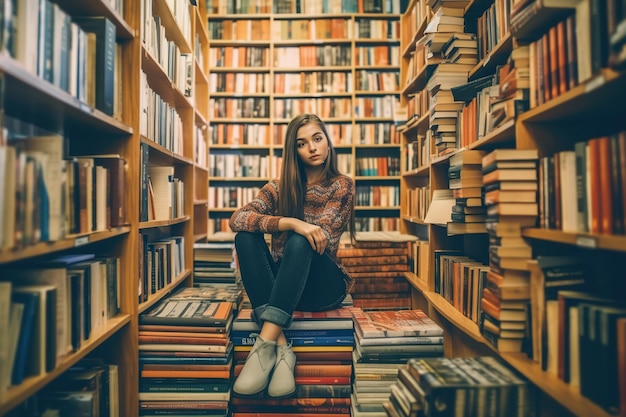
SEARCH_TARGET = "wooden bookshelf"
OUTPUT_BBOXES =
[398,0,626,415]
[0,1,210,416]
[206,9,404,236]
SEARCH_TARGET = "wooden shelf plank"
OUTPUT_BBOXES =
[0,227,131,265]
[522,228,626,253]
[0,314,131,415]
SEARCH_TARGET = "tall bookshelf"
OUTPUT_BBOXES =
[399,0,626,416]
[205,0,404,237]
[0,1,210,416]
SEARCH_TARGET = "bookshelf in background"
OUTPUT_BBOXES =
[205,0,405,237]
[398,0,626,416]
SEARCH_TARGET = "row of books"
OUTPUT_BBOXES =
[0,134,127,250]
[5,2,119,117]
[538,132,626,236]
[207,0,406,14]
[0,253,120,398]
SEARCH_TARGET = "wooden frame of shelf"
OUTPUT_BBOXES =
[0,314,131,416]
[407,271,616,417]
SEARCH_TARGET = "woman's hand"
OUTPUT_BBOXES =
[281,218,327,255]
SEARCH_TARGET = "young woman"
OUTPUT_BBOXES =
[229,113,356,398]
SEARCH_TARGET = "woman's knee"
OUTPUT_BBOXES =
[235,231,260,250]
[284,232,311,253]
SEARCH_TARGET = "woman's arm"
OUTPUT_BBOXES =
[306,175,355,256]
[229,181,283,233]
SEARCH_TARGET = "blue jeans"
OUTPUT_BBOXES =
[234,231,347,329]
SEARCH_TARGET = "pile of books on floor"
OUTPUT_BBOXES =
[350,308,444,417]
[480,148,539,353]
[193,240,239,286]
[137,289,235,417]
[386,356,534,417]
[337,231,418,310]
[230,304,354,416]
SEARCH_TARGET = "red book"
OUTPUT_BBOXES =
[351,308,443,338]
[556,20,568,95]
[588,138,602,234]
[598,136,614,234]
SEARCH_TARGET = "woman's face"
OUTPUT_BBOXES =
[295,122,329,169]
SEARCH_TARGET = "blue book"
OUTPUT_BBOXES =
[11,291,38,385]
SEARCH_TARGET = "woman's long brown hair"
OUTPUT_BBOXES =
[278,113,356,242]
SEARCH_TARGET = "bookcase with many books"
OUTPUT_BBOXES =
[205,0,405,236]
[0,0,211,416]
[398,0,626,415]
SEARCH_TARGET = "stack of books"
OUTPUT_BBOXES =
[350,308,444,417]
[230,306,355,416]
[337,231,417,310]
[193,241,238,286]
[386,356,533,416]
[138,294,235,417]
[479,148,539,353]
[490,46,530,130]
[172,284,244,314]
[420,3,475,156]
[447,150,488,235]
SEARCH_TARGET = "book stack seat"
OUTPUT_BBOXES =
[338,231,418,310]
[350,308,444,417]
[138,292,235,417]
[386,356,534,417]
[479,149,540,353]
[230,305,355,416]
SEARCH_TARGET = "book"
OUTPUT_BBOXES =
[482,149,539,167]
[483,168,538,184]
[232,308,354,331]
[529,257,586,372]
[140,299,233,327]
[72,17,116,115]
[556,290,613,383]
[138,391,230,401]
[355,338,444,356]
[12,285,57,376]
[351,308,444,338]
[485,270,530,300]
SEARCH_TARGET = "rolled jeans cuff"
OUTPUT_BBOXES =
[251,304,267,329]
[260,305,293,328]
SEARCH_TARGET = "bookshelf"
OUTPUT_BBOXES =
[399,0,626,415]
[0,1,210,416]
[205,3,404,236]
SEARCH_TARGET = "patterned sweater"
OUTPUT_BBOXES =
[229,175,355,293]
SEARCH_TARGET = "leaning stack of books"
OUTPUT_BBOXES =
[230,306,355,416]
[137,294,235,417]
[386,356,534,417]
[479,148,539,353]
[448,150,487,235]
[350,308,444,417]
[338,231,418,310]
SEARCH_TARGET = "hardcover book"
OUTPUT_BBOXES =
[351,308,444,338]
[233,308,353,331]
[140,299,233,328]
